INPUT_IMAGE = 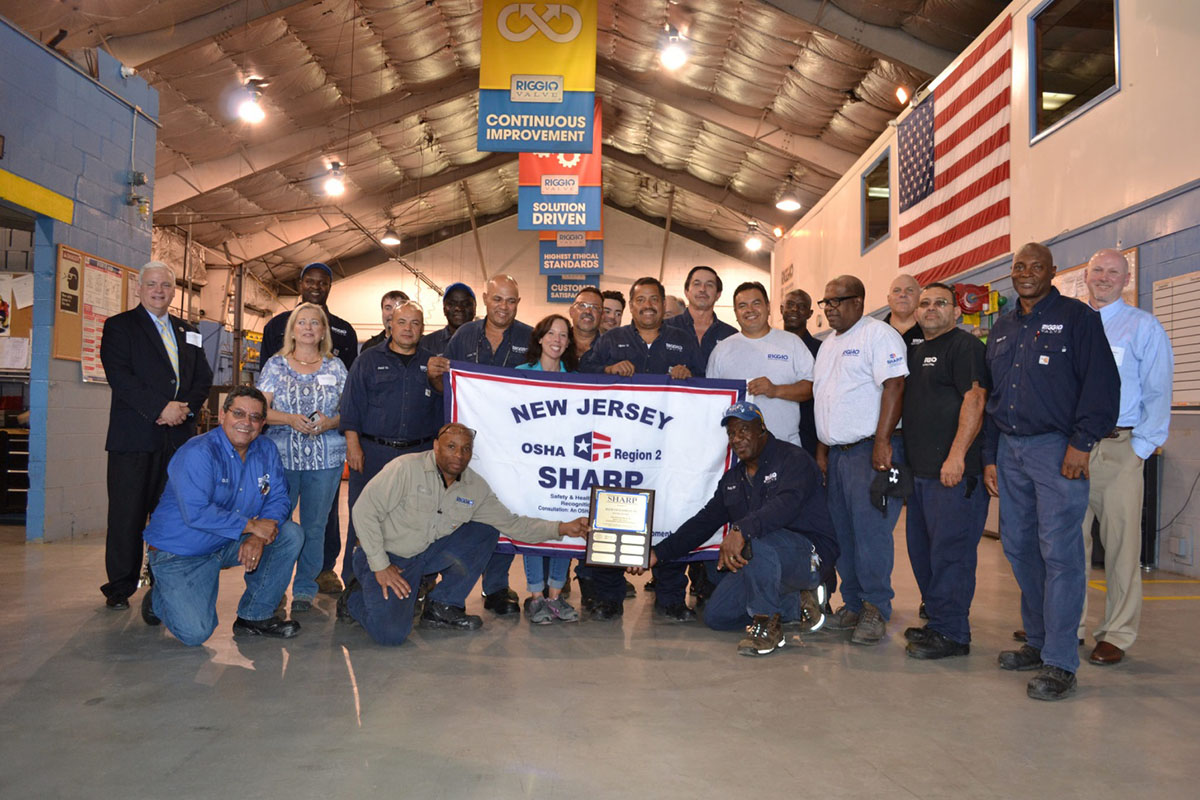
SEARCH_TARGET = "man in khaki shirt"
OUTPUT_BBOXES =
[340,423,588,645]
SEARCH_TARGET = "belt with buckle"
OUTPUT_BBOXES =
[834,436,874,452]
[1104,426,1134,439]
[362,433,434,449]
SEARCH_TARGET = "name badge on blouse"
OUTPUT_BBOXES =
[185,331,202,347]
[317,373,337,386]
[1110,345,1125,367]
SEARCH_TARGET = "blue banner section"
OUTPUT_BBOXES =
[546,275,596,303]
[519,186,602,230]
[540,239,604,275]
[478,90,594,152]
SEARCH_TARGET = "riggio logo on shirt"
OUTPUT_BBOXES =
[923,356,938,366]
[842,348,861,357]
[665,343,683,352]
[766,353,788,361]
[1040,324,1064,333]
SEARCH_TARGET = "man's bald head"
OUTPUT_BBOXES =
[1011,241,1056,306]
[483,273,521,328]
[888,273,921,320]
[1085,248,1130,308]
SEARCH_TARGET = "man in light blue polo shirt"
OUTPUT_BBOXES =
[1079,248,1173,666]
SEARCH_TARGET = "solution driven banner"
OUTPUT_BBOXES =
[478,0,597,153]
[518,96,602,231]
[445,364,744,560]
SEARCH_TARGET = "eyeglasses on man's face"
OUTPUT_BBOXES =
[228,408,266,424]
[817,295,862,310]
[917,298,955,309]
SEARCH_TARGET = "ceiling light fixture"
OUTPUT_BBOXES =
[237,78,266,124]
[660,25,688,71]
[323,161,345,197]
[772,226,784,238]
[744,221,763,252]
[775,183,802,213]
[895,85,909,105]
[380,225,401,246]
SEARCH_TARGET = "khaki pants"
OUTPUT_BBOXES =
[1079,430,1144,650]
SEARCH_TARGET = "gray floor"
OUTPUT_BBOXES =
[2,508,1199,800]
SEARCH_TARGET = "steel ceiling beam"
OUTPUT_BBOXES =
[154,70,482,211]
[761,0,958,76]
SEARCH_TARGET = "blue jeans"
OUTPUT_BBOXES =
[703,530,821,631]
[523,555,569,593]
[482,551,515,596]
[285,466,343,600]
[348,521,500,646]
[344,438,432,583]
[996,432,1089,672]
[147,521,303,646]
[826,436,903,619]
[905,475,989,643]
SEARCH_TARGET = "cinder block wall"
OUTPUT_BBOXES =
[1,21,157,540]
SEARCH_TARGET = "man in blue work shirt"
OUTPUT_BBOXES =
[666,265,738,364]
[140,386,302,646]
[359,290,409,353]
[441,274,533,616]
[260,261,358,596]
[580,276,705,621]
[629,402,837,655]
[421,282,477,355]
[1077,248,1173,667]
[983,241,1119,701]
[340,301,442,584]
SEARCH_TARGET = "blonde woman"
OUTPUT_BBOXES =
[256,303,347,612]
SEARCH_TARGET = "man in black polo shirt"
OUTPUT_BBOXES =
[901,283,990,659]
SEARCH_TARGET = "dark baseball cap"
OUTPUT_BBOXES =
[443,282,475,299]
[720,401,765,427]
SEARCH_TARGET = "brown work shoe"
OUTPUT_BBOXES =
[826,605,860,631]
[316,570,344,595]
[850,601,886,645]
[737,613,785,656]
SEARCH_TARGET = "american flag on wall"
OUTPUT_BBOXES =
[898,16,1012,284]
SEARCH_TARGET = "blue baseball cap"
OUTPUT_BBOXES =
[301,262,332,278]
[443,282,475,299]
[721,401,765,427]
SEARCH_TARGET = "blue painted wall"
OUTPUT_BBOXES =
[1,19,157,540]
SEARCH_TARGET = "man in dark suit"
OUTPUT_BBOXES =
[100,261,213,609]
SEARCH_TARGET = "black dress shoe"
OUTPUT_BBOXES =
[918,602,928,620]
[655,602,697,623]
[998,644,1043,671]
[903,625,930,643]
[141,589,160,626]
[1027,666,1077,701]
[906,629,969,660]
[232,616,301,638]
[589,600,623,620]
[105,595,130,610]
[337,577,361,623]
[421,600,483,631]
[482,588,520,615]
[625,580,636,598]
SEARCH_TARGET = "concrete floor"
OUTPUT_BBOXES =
[2,507,1199,800]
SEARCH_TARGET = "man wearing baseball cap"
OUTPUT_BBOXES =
[628,402,838,656]
[259,261,359,594]
[421,283,477,356]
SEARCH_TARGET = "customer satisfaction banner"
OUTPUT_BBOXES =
[445,364,744,560]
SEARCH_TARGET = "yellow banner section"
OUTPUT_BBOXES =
[0,168,74,224]
[480,1,597,91]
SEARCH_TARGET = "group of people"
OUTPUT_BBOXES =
[99,240,1172,702]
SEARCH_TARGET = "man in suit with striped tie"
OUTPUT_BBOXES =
[99,261,213,610]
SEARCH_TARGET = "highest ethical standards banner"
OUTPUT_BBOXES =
[445,364,745,560]
[477,0,597,153]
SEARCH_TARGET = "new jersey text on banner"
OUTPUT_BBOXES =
[478,1,597,153]
[445,364,744,560]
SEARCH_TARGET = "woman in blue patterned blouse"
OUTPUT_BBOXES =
[257,303,347,613]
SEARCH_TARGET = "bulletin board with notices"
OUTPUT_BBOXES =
[51,245,139,383]
[0,270,33,372]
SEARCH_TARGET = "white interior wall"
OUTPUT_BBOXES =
[772,0,1200,315]
[326,207,771,339]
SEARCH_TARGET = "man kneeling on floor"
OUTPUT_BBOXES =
[629,402,839,656]
[341,422,589,645]
[142,385,302,645]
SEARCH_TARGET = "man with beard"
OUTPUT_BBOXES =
[600,290,625,333]
[568,285,603,360]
